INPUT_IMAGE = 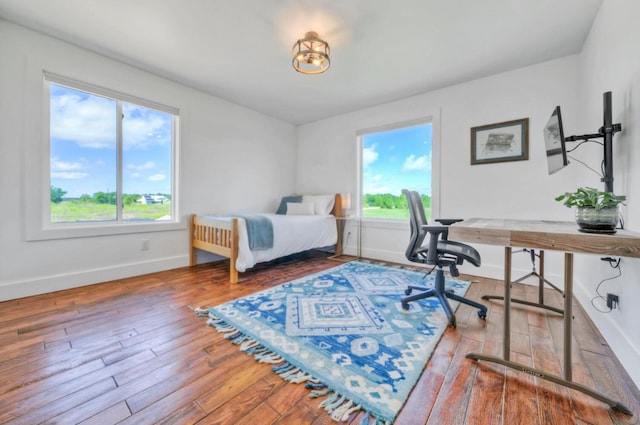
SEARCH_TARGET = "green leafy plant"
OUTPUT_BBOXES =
[555,187,626,210]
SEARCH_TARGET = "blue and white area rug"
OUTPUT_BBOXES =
[197,260,471,424]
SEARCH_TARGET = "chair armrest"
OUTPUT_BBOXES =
[422,225,448,263]
[435,218,463,226]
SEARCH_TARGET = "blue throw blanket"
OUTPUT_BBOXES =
[238,214,273,250]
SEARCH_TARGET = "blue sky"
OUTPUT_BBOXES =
[50,84,173,198]
[362,123,432,196]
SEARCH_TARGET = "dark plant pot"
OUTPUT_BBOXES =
[575,206,618,234]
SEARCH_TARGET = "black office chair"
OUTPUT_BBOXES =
[401,189,487,327]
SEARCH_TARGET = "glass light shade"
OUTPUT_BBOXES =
[292,31,330,75]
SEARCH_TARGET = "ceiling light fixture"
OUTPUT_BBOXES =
[292,31,330,75]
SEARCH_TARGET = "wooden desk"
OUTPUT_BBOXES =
[448,218,640,415]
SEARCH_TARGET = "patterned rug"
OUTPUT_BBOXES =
[197,260,471,424]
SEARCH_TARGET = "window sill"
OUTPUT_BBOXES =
[26,219,186,241]
[360,218,408,231]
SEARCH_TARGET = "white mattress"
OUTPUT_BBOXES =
[200,213,337,272]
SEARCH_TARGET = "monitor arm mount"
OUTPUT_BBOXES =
[563,92,622,193]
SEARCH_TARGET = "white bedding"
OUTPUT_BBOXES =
[199,213,337,272]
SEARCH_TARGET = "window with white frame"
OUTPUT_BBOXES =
[360,121,433,220]
[46,74,178,225]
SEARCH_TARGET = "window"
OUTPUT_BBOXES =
[360,122,432,220]
[47,74,178,225]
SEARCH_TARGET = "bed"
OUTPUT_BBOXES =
[190,193,344,283]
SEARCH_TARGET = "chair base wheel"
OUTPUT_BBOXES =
[404,288,412,296]
[478,309,487,319]
[401,302,410,310]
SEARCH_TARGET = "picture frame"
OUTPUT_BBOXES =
[470,118,529,165]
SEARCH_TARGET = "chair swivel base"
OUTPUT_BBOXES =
[401,283,487,328]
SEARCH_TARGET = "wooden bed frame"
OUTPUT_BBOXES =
[190,194,344,283]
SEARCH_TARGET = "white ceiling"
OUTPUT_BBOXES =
[0,0,602,125]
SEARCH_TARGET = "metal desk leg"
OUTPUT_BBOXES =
[563,252,573,381]
[482,249,564,315]
[504,247,511,360]
[465,249,632,415]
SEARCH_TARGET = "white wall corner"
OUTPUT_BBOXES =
[573,279,640,389]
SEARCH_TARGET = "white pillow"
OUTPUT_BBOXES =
[303,195,335,215]
[286,202,315,215]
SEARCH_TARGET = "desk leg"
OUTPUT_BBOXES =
[481,249,564,315]
[564,252,573,381]
[504,247,511,361]
[539,250,545,305]
[465,249,632,415]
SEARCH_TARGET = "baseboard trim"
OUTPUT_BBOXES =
[0,255,188,302]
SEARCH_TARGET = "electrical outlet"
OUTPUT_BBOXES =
[606,293,619,309]
[141,239,150,251]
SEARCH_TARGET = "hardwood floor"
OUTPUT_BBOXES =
[1,251,638,425]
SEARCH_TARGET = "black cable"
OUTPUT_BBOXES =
[567,154,603,179]
[591,259,621,313]
[566,139,603,153]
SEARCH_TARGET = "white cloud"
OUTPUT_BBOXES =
[362,145,379,168]
[127,161,155,172]
[51,158,84,171]
[50,88,171,150]
[364,174,390,194]
[402,154,430,171]
[123,103,171,150]
[51,171,88,179]
[50,158,88,179]
[51,92,116,148]
[148,174,165,182]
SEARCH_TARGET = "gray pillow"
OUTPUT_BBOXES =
[276,195,303,214]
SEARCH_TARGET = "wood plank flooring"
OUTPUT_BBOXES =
[1,251,638,424]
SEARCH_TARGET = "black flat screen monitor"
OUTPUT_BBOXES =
[544,106,568,174]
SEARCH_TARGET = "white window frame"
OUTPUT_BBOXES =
[25,72,183,241]
[356,113,441,231]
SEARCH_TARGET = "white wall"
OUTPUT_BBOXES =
[574,0,640,387]
[0,20,297,301]
[297,56,580,280]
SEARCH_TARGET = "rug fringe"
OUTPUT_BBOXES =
[239,339,260,351]
[200,311,373,423]
[305,382,326,390]
[359,414,388,425]
[255,352,283,364]
[332,399,362,421]
[359,413,370,425]
[194,307,209,316]
[308,387,331,398]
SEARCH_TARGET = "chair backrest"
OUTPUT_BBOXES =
[402,189,429,263]
[409,190,428,228]
[403,188,481,268]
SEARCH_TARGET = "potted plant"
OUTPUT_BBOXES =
[555,187,626,233]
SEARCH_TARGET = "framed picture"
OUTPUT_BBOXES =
[470,118,529,165]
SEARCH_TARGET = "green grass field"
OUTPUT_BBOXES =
[51,201,423,222]
[51,201,171,223]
